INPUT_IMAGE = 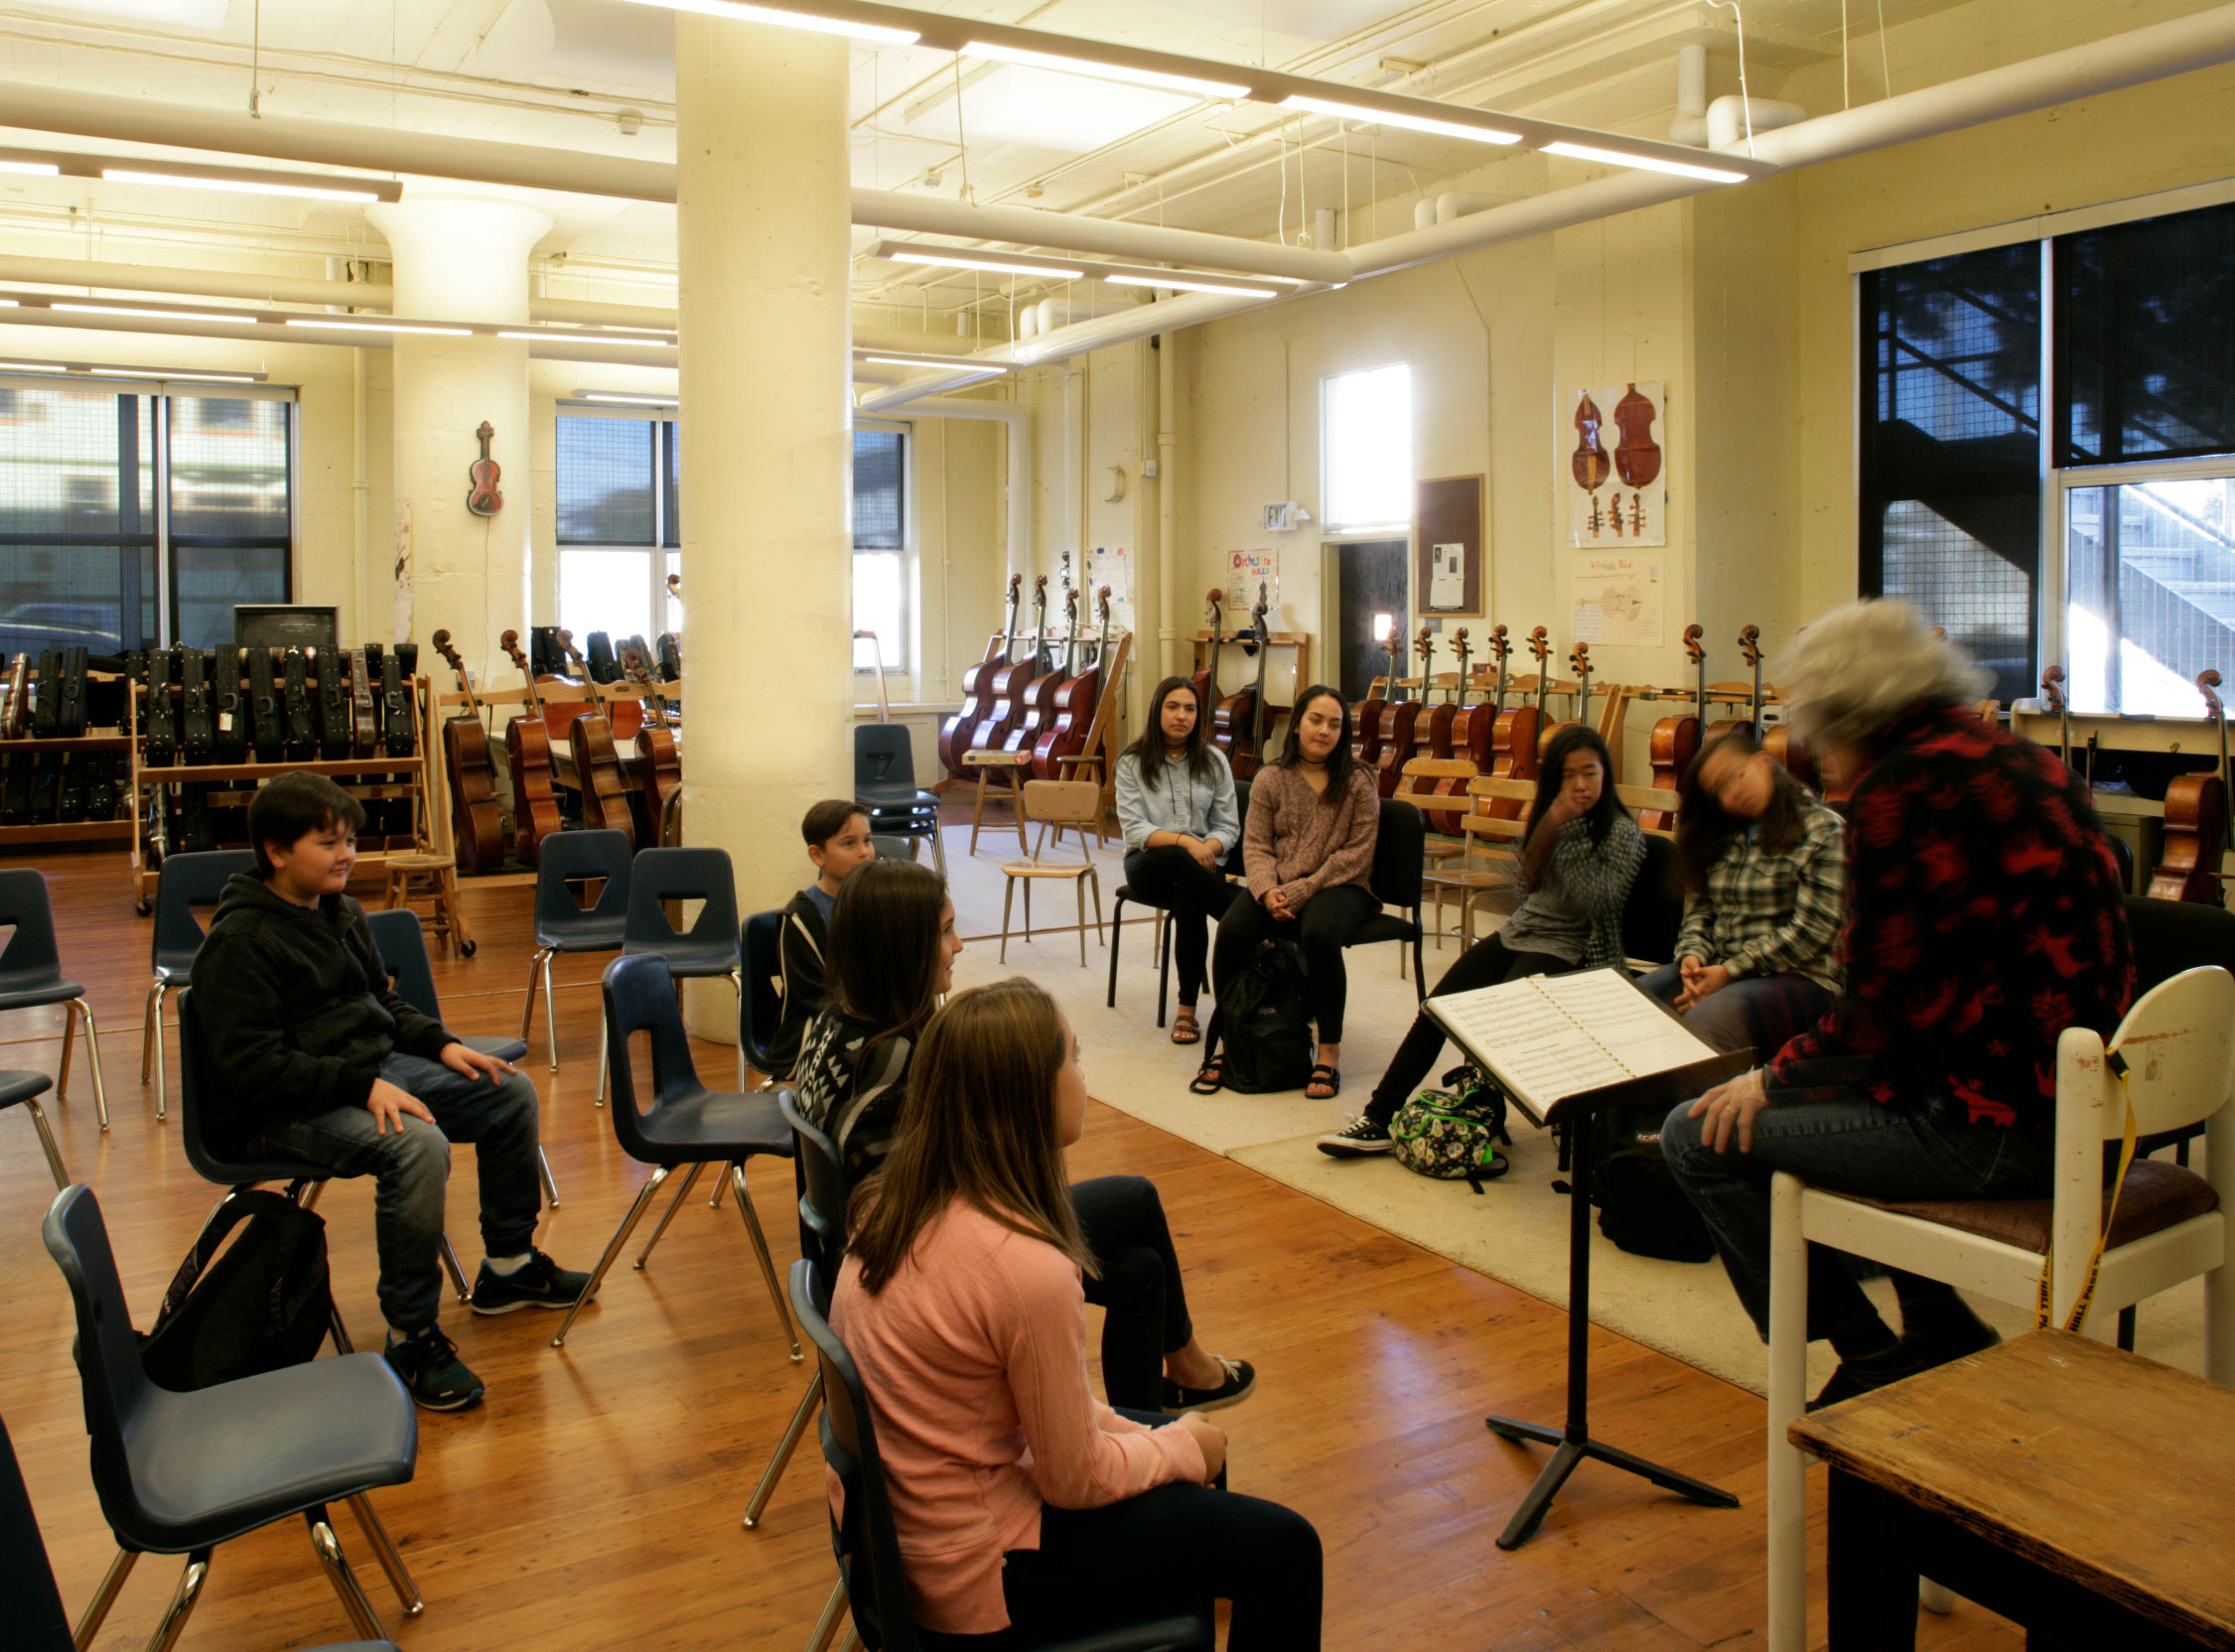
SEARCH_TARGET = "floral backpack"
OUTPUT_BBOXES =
[1391,1064,1511,1191]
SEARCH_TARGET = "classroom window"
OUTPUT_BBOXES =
[1321,363,1413,534]
[555,412,679,649]
[0,382,292,655]
[853,426,908,675]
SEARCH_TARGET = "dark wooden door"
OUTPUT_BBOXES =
[1334,539,1409,705]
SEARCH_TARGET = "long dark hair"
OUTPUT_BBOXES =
[1273,683,1358,798]
[1524,724,1629,848]
[1675,723,1813,894]
[848,979,1093,1295]
[825,858,947,1050]
[1117,675,1216,795]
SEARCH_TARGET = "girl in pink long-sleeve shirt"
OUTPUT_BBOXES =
[831,979,1323,1648]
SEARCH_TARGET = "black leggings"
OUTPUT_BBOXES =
[1122,845,1235,1006]
[1363,932,1571,1125]
[916,1410,1324,1651]
[1071,1174,1193,1412]
[1209,884,1379,1044]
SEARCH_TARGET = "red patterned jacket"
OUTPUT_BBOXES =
[1767,702,2133,1129]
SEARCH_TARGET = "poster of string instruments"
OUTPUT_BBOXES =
[1567,381,1666,548]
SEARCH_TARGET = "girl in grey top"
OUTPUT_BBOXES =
[1113,675,1242,1044]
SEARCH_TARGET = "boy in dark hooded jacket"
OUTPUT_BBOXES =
[191,771,589,1410]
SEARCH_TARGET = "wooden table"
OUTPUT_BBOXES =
[1789,1329,2235,1651]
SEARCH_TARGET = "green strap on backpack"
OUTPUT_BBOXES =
[1391,1065,1511,1192]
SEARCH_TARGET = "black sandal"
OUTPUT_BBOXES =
[1188,1059,1224,1095]
[1171,1008,1202,1045]
[1307,1063,1340,1100]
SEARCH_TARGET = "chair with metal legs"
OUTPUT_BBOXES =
[551,954,799,1359]
[177,990,474,1320]
[43,1185,423,1652]
[613,846,743,1102]
[743,1089,847,1531]
[791,1257,1214,1652]
[0,1407,398,1652]
[365,907,560,1207]
[1,1070,69,1189]
[140,849,255,1122]
[0,867,109,1131]
[518,829,631,1088]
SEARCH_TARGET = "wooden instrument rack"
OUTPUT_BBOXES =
[0,667,136,854]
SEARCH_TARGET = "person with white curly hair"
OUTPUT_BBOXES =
[1661,599,2134,1408]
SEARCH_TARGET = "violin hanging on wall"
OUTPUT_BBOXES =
[468,422,503,516]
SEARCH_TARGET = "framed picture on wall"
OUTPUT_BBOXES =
[1415,475,1485,617]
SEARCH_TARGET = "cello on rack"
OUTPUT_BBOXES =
[1191,591,1224,726]
[1351,626,1391,766]
[498,629,563,864]
[430,630,507,873]
[1212,586,1267,761]
[1484,624,1540,820]
[1640,624,1706,830]
[1009,584,1075,760]
[969,575,1046,758]
[1539,641,1593,761]
[941,573,1022,779]
[1230,587,1275,782]
[2148,670,2229,904]
[1428,628,1480,834]
[622,639,682,839]
[1371,631,1422,800]
[1411,627,1457,762]
[1034,586,1111,781]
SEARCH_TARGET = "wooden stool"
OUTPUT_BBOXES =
[383,851,477,957]
[961,750,1033,856]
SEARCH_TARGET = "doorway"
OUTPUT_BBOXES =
[1332,539,1408,704]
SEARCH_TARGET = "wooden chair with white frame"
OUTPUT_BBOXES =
[998,779,1107,967]
[1416,775,1536,950]
[1761,962,2235,1652]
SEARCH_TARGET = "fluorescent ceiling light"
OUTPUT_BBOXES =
[888,248,1079,281]
[1280,94,1520,145]
[80,366,258,382]
[0,160,61,177]
[100,169,385,204]
[597,326,677,338]
[285,318,474,337]
[497,331,675,346]
[961,41,1249,101]
[0,361,67,372]
[573,390,679,405]
[53,302,255,324]
[860,352,1008,373]
[0,299,14,307]
[1103,273,1279,299]
[609,0,918,45]
[1540,141,1748,184]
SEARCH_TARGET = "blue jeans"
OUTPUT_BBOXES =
[1660,1082,2051,1343]
[1635,962,1837,1061]
[252,1050,544,1334]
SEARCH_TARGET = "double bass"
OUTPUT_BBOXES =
[1034,586,1110,781]
[1229,587,1275,782]
[430,630,507,873]
[971,575,1046,756]
[2149,670,2229,904]
[1612,383,1660,538]
[1008,585,1075,759]
[1640,623,1706,830]
[498,628,562,864]
[1211,586,1267,759]
[940,574,1022,777]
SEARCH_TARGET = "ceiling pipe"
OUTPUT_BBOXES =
[0,306,678,366]
[0,81,1341,282]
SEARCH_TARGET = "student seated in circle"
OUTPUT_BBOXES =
[793,857,1254,1414]
[1195,684,1379,1102]
[1635,723,1846,1059]
[1113,674,1241,1047]
[1320,724,1644,1158]
[831,979,1323,1649]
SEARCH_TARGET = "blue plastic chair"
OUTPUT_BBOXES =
[791,1258,1214,1652]
[43,1185,422,1652]
[140,850,255,1121]
[854,725,946,878]
[518,829,631,1077]
[1,1070,66,1189]
[0,868,108,1130]
[552,954,798,1358]
[364,907,558,1208]
[739,908,784,1086]
[613,847,742,1101]
[0,1408,398,1652]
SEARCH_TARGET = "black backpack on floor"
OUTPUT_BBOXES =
[138,1189,334,1390]
[1590,1100,1717,1263]
[1205,942,1315,1095]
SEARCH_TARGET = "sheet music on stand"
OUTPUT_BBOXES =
[1426,967,1729,1128]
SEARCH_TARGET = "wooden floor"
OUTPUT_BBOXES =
[0,846,2028,1652]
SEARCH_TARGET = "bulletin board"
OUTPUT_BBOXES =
[1414,475,1485,618]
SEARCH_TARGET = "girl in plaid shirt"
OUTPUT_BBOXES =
[1635,724,1847,1059]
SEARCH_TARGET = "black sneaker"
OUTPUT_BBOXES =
[470,1249,596,1315]
[1317,1115,1393,1158]
[1162,1356,1257,1414]
[384,1325,485,1412]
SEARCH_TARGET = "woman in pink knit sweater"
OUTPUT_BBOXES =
[833,980,1323,1648]
[1195,684,1381,1100]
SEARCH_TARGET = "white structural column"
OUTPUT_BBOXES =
[364,192,550,664]
[674,11,854,1040]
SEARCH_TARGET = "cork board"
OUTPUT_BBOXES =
[1415,475,1484,618]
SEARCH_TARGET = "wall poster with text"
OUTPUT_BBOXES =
[1226,549,1280,620]
[1567,380,1666,548]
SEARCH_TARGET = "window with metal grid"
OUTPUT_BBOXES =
[854,428,907,672]
[169,396,291,647]
[0,387,165,656]
[555,415,655,546]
